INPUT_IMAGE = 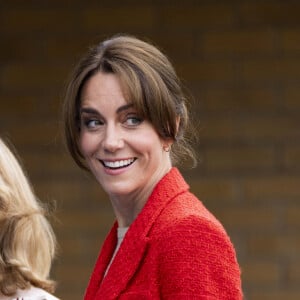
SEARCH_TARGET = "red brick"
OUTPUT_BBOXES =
[243,176,300,199]
[0,37,40,61]
[250,290,300,300]
[201,87,278,112]
[22,150,79,177]
[0,9,79,34]
[160,4,235,29]
[285,206,300,228]
[58,235,103,262]
[1,119,59,147]
[153,33,196,59]
[204,146,276,171]
[216,207,278,230]
[35,180,90,207]
[189,178,236,203]
[248,235,300,258]
[242,261,281,285]
[284,86,300,109]
[198,115,300,142]
[239,2,300,26]
[283,145,300,169]
[0,63,69,91]
[238,115,300,141]
[43,35,95,61]
[82,7,155,31]
[0,95,38,116]
[202,29,276,56]
[240,58,300,82]
[287,261,300,284]
[282,29,300,53]
[176,60,235,83]
[54,263,92,291]
[197,116,238,141]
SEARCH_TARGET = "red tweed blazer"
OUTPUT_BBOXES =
[84,168,242,299]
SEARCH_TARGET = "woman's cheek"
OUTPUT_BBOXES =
[79,133,94,156]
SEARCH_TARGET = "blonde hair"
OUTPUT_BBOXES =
[0,138,56,296]
[63,34,197,170]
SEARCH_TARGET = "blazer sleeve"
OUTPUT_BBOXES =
[156,216,242,300]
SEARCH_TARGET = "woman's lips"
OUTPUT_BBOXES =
[100,158,136,169]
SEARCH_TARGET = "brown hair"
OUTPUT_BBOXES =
[63,34,197,170]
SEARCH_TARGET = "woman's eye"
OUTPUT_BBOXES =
[125,116,142,126]
[82,118,102,129]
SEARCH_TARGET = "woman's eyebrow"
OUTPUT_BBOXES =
[80,103,134,116]
[80,107,99,115]
[116,103,134,114]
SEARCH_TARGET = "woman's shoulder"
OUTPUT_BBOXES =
[2,286,60,300]
[152,198,239,263]
[149,191,237,252]
[157,190,225,232]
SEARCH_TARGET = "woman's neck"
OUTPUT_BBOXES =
[109,186,152,227]
[109,166,171,227]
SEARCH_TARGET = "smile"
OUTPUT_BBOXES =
[100,158,136,169]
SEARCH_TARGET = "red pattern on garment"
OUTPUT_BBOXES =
[84,168,243,299]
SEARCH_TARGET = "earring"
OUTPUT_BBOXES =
[163,144,171,152]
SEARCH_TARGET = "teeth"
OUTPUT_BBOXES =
[103,158,135,169]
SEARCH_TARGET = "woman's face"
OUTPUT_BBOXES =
[79,72,172,199]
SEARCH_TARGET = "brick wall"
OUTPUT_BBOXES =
[1,1,300,299]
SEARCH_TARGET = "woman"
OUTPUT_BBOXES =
[63,34,242,299]
[0,138,59,300]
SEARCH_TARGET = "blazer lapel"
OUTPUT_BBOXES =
[96,232,149,299]
[88,168,189,300]
[84,222,118,300]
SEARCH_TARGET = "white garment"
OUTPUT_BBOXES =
[104,226,129,276]
[0,286,59,300]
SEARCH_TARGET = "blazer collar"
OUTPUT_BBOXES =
[85,167,189,299]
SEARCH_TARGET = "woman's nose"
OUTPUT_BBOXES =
[102,125,124,152]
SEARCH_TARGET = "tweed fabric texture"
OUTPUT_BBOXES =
[84,168,242,299]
